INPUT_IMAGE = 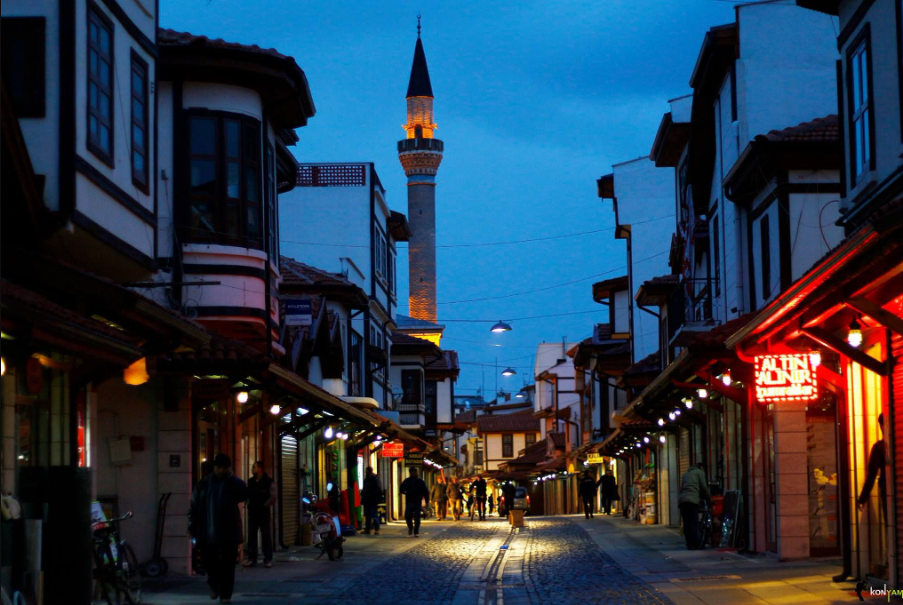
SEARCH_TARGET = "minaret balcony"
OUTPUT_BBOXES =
[398,138,444,154]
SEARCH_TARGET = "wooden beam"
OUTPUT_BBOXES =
[847,298,903,337]
[238,401,263,424]
[293,418,328,441]
[695,370,745,407]
[802,327,888,377]
[816,365,845,391]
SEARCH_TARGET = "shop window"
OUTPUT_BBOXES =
[186,113,262,249]
[1,17,45,117]
[11,353,76,468]
[130,51,149,191]
[502,434,514,458]
[87,6,114,164]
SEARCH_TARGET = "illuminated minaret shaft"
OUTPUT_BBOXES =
[399,20,443,323]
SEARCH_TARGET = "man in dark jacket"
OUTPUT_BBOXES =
[472,476,488,520]
[501,482,516,517]
[599,469,618,515]
[400,468,430,536]
[361,467,383,535]
[678,463,710,550]
[243,460,275,568]
[189,453,248,604]
[580,471,599,519]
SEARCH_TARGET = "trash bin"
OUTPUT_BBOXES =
[509,510,525,528]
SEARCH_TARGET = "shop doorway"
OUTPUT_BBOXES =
[807,392,840,557]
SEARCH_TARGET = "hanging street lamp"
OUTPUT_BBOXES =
[501,367,517,377]
[490,320,513,333]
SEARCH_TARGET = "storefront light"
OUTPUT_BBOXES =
[643,436,650,443]
[659,434,666,444]
[674,409,681,417]
[1,358,5,376]
[657,417,665,426]
[809,351,822,368]
[697,388,708,399]
[123,357,149,386]
[269,404,281,415]
[635,442,641,448]
[668,411,676,421]
[848,317,863,348]
[297,407,309,416]
[721,371,732,387]
[340,432,349,441]
[683,398,693,409]
[324,426,335,439]
[236,391,249,404]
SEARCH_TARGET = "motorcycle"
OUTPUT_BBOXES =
[302,490,344,561]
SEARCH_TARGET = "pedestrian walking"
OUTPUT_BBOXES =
[188,453,248,604]
[502,482,516,517]
[678,462,710,550]
[580,471,599,519]
[430,477,448,520]
[488,493,495,515]
[400,468,430,537]
[446,477,463,521]
[361,466,383,535]
[599,469,619,515]
[466,489,475,520]
[244,460,276,568]
[473,476,488,520]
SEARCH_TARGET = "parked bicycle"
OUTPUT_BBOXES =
[93,511,142,605]
[697,500,714,550]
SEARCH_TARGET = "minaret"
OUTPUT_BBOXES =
[399,17,443,324]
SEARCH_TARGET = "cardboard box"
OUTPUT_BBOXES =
[509,510,525,527]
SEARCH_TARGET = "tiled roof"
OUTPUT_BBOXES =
[759,115,839,144]
[159,28,292,61]
[1,279,142,345]
[280,257,359,289]
[508,444,548,465]
[549,432,566,448]
[454,410,477,424]
[687,313,755,348]
[477,410,540,433]
[623,351,660,376]
[157,333,268,366]
[396,314,445,330]
[390,332,436,347]
[425,350,459,373]
[642,274,679,288]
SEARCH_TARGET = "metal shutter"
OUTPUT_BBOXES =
[679,428,691,478]
[892,335,903,586]
[281,436,299,546]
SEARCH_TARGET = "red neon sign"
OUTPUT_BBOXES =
[754,354,818,403]
[380,443,404,458]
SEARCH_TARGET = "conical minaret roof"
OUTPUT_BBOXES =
[406,36,433,98]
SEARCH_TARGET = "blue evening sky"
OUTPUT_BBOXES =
[160,0,737,397]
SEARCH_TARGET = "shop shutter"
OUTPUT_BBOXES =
[281,435,300,546]
[892,334,903,585]
[679,428,691,478]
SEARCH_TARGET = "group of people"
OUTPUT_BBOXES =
[188,454,276,604]
[579,469,619,519]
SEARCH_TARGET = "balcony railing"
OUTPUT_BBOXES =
[668,278,716,346]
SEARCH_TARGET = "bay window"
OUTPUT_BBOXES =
[186,113,262,248]
[87,6,113,164]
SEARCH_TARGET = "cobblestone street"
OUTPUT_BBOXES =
[141,516,674,605]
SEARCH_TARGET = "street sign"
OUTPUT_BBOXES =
[285,299,313,327]
[404,451,424,467]
[381,443,404,458]
[587,453,605,464]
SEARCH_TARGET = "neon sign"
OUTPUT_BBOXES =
[754,354,818,403]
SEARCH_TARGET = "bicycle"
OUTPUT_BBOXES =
[93,511,142,605]
[697,501,714,550]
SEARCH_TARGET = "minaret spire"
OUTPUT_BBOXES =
[398,25,443,326]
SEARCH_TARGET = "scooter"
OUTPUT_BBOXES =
[302,490,344,561]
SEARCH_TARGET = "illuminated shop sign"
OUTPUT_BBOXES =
[754,354,818,403]
[380,443,404,457]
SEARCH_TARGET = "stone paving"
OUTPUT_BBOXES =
[524,518,671,605]
[136,516,686,605]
